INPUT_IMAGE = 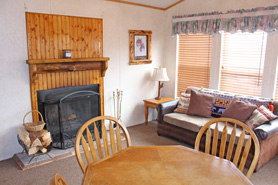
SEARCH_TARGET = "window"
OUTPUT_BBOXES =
[219,31,267,96]
[177,34,212,97]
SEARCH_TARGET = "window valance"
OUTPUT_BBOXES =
[172,6,278,35]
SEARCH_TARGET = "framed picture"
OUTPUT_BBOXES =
[129,30,152,65]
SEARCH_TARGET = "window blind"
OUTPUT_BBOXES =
[219,31,267,97]
[177,34,211,97]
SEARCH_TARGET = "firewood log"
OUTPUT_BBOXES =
[42,138,52,147]
[28,146,39,155]
[31,138,43,147]
[40,132,52,147]
[32,129,48,139]
[39,147,47,153]
[17,127,31,147]
[41,132,51,141]
[29,133,37,143]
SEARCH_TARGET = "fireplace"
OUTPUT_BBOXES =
[37,84,101,149]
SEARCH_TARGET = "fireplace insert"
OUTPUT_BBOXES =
[37,85,101,149]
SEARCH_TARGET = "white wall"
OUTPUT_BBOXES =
[163,0,278,99]
[0,0,164,160]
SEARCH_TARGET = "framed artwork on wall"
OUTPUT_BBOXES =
[129,30,152,65]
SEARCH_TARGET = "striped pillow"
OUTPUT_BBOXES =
[174,93,190,114]
[245,105,277,130]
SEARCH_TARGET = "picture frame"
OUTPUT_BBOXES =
[129,30,152,65]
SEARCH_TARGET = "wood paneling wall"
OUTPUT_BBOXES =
[25,12,106,121]
[26,12,103,59]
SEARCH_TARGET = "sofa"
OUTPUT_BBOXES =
[157,87,278,171]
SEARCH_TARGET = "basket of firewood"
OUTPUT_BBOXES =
[23,110,45,132]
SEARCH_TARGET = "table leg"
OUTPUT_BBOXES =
[145,105,148,125]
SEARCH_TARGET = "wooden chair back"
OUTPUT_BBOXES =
[195,118,260,179]
[49,173,68,185]
[75,115,131,173]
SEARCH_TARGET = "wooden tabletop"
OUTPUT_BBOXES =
[143,97,174,105]
[82,146,252,185]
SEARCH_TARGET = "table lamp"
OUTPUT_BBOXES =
[151,67,169,100]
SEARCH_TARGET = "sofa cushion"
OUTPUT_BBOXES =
[221,98,257,122]
[187,90,216,118]
[163,113,214,132]
[188,87,273,117]
[245,105,277,130]
[174,93,190,114]
[163,113,249,143]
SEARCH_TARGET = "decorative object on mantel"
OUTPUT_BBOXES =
[113,89,123,121]
[129,30,152,65]
[151,67,170,100]
[62,50,71,58]
[172,6,278,35]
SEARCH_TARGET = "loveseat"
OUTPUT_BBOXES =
[157,87,278,171]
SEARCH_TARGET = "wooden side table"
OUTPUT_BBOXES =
[143,97,174,125]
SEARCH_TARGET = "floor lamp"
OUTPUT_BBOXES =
[151,67,169,100]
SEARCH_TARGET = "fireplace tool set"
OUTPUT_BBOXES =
[113,89,123,121]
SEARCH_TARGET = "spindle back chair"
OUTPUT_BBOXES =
[75,116,131,173]
[195,118,260,179]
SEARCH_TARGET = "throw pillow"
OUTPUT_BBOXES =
[187,90,216,118]
[245,105,277,130]
[174,93,191,114]
[221,97,257,123]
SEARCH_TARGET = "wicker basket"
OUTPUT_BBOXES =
[23,110,45,132]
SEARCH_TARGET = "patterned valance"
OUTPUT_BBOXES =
[172,6,278,35]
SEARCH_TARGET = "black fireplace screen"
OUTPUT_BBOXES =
[37,85,101,149]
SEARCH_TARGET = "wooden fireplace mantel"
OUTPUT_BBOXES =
[27,58,109,80]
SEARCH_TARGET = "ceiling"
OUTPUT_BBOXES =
[105,0,184,10]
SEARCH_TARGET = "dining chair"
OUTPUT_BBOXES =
[49,173,68,185]
[75,115,132,173]
[195,118,260,179]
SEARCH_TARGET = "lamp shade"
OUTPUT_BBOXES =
[151,67,170,81]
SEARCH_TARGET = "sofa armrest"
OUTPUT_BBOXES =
[272,100,278,115]
[157,99,179,123]
[254,118,278,141]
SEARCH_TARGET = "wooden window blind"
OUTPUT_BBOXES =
[177,34,211,97]
[219,31,267,97]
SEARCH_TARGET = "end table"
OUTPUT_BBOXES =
[143,97,174,125]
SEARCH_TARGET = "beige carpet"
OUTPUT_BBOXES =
[0,121,277,185]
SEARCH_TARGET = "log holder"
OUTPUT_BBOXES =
[17,135,52,164]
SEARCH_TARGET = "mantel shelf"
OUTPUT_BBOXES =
[26,57,110,64]
[27,57,110,77]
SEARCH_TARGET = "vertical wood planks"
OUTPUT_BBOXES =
[22,16,108,59]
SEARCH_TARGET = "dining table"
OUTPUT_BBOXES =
[82,145,253,185]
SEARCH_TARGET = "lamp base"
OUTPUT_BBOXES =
[155,97,162,100]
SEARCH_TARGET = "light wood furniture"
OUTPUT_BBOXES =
[143,97,174,124]
[25,12,108,121]
[75,116,131,173]
[49,173,68,185]
[82,146,252,185]
[195,118,260,179]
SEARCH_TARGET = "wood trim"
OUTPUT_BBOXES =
[129,30,152,65]
[27,58,109,77]
[105,0,184,11]
[165,0,185,10]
